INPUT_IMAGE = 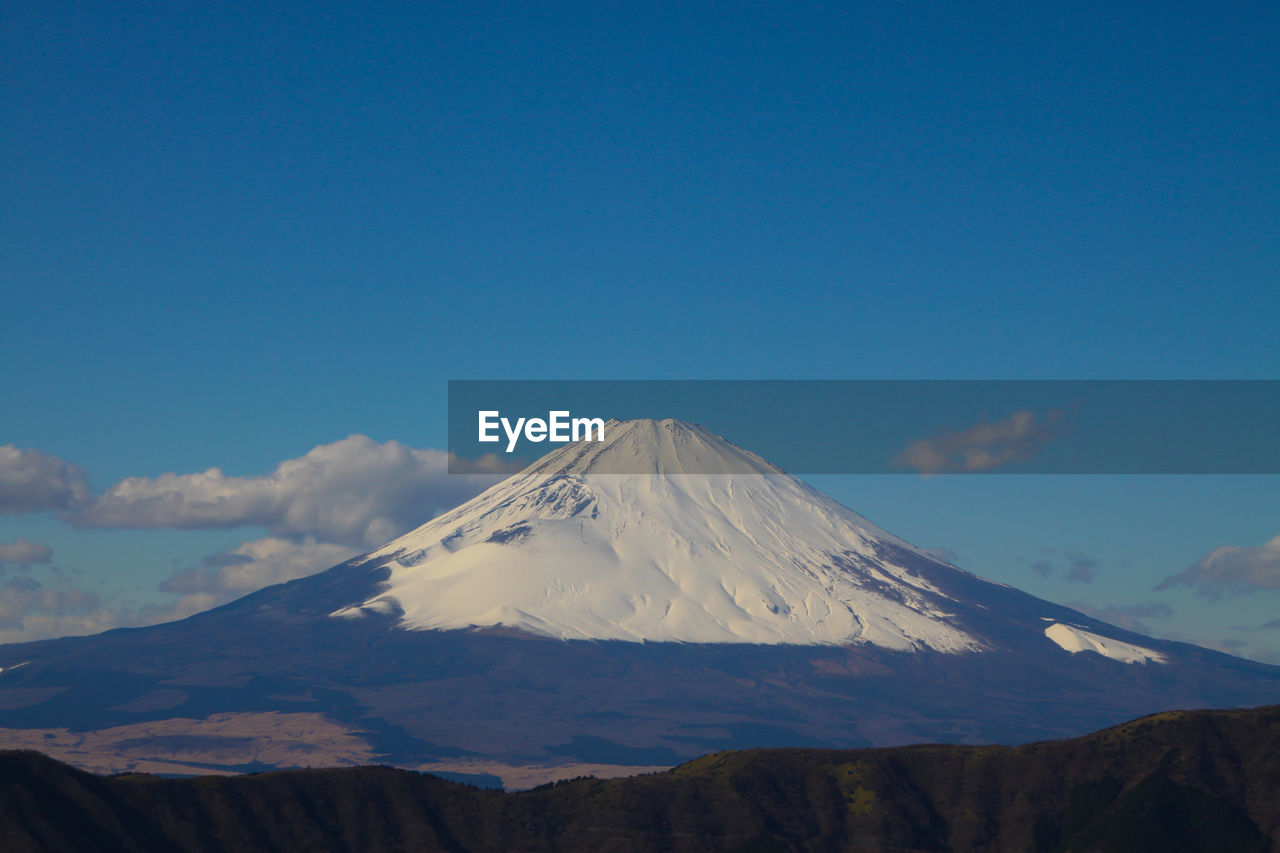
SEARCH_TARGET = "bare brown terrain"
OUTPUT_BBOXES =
[413,758,671,789]
[0,711,669,787]
[0,711,379,776]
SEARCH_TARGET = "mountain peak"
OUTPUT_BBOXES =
[333,420,988,650]
[523,418,784,477]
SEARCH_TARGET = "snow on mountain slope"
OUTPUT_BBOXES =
[1044,623,1165,664]
[333,419,982,650]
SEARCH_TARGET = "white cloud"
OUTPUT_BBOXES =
[0,538,53,566]
[73,435,510,547]
[1157,534,1280,599]
[893,409,1064,475]
[0,446,91,514]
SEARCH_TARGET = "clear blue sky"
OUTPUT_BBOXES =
[2,1,1277,656]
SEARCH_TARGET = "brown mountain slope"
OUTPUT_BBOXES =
[2,704,1278,852]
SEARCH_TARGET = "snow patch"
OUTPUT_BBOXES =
[1044,623,1165,664]
[330,599,399,619]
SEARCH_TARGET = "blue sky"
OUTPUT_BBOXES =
[2,2,1278,656]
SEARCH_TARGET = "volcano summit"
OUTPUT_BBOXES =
[0,420,1276,784]
[339,418,981,650]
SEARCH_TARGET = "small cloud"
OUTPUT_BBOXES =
[1019,549,1102,584]
[1069,601,1173,635]
[0,446,91,514]
[893,410,1065,475]
[1154,627,1280,665]
[1155,534,1280,599]
[1261,618,1280,630]
[450,453,525,475]
[1065,552,1099,585]
[1246,647,1280,665]
[921,546,960,565]
[200,551,255,568]
[0,538,53,567]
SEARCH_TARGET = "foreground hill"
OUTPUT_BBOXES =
[3,704,1278,852]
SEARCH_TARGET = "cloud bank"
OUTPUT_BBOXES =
[0,436,515,642]
[73,435,510,548]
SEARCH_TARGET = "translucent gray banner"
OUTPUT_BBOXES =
[448,380,1280,475]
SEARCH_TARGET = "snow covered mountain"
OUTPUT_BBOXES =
[336,419,979,650]
[0,418,1272,783]
[333,418,1155,662]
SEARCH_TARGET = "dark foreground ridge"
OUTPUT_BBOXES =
[3,704,1279,852]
